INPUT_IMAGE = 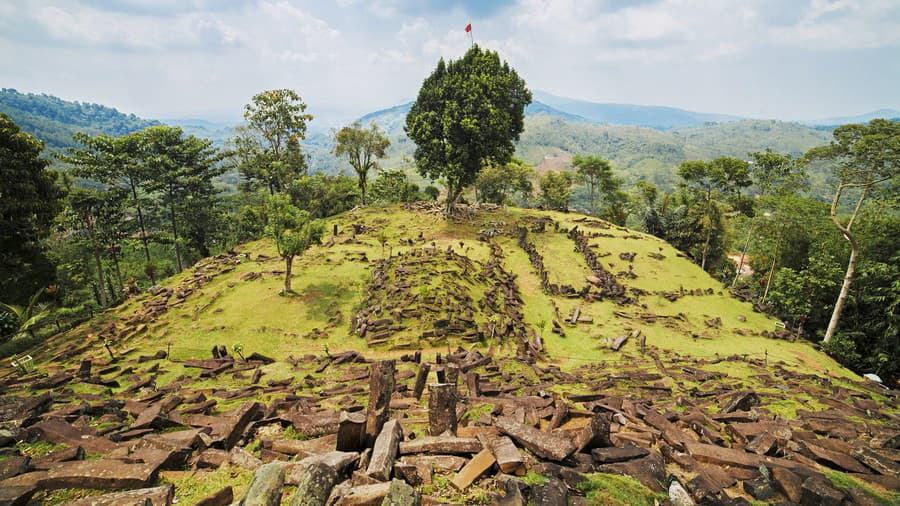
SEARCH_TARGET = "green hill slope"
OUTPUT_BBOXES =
[29,205,852,378]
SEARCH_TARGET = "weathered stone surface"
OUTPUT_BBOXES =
[851,446,900,476]
[30,419,117,455]
[66,484,174,506]
[366,360,396,444]
[0,485,36,506]
[335,481,390,505]
[494,415,576,462]
[573,412,611,452]
[412,363,430,400]
[0,393,52,423]
[195,486,233,506]
[668,478,695,506]
[591,444,649,464]
[531,476,568,506]
[489,436,524,474]
[292,413,340,438]
[0,456,30,481]
[744,431,776,455]
[337,411,367,452]
[195,448,228,469]
[381,478,421,506]
[366,419,402,481]
[450,448,496,490]
[802,441,869,473]
[229,446,263,471]
[684,441,806,471]
[272,434,338,458]
[742,477,776,501]
[290,452,359,506]
[40,454,166,490]
[240,462,286,506]
[771,467,803,504]
[427,383,457,436]
[800,475,844,506]
[597,451,666,493]
[720,390,760,413]
[398,436,481,455]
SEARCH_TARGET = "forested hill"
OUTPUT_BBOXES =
[0,88,159,149]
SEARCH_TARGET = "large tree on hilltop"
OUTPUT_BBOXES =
[232,89,313,195]
[0,113,62,304]
[803,119,899,344]
[405,45,531,213]
[334,122,390,205]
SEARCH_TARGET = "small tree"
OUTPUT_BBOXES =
[803,119,899,343]
[265,194,324,293]
[334,122,390,205]
[405,45,531,213]
[539,171,574,210]
[0,288,51,341]
[572,155,612,216]
[475,158,534,205]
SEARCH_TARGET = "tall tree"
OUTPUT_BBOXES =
[405,45,531,213]
[233,89,313,194]
[803,119,899,343]
[140,126,223,272]
[265,193,324,293]
[61,131,156,283]
[62,187,128,307]
[0,113,62,304]
[369,170,422,204]
[334,122,390,205]
[748,149,806,197]
[677,157,751,270]
[572,155,613,216]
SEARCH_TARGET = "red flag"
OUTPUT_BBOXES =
[465,23,472,33]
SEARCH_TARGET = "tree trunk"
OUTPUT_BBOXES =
[700,188,712,271]
[284,255,294,293]
[360,177,367,206]
[130,181,155,284]
[823,181,867,344]
[94,249,108,308]
[112,250,124,297]
[169,198,182,272]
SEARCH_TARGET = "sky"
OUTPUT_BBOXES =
[1,0,899,127]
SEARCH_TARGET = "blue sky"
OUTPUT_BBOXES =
[1,0,898,126]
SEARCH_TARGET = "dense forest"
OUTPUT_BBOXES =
[0,81,897,386]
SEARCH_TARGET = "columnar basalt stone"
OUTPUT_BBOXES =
[428,383,457,436]
[337,411,367,452]
[366,419,402,482]
[366,360,396,444]
[412,363,430,400]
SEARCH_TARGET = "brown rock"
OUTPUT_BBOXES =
[771,467,803,504]
[800,475,845,506]
[366,419,402,481]
[194,486,233,506]
[494,415,576,462]
[29,419,117,455]
[398,436,481,455]
[803,441,869,473]
[489,436,524,475]
[591,444,649,464]
[412,363,431,400]
[850,446,900,476]
[366,360,395,444]
[573,412,611,452]
[597,451,666,493]
[337,411,367,452]
[66,484,174,505]
[427,383,457,436]
[335,481,390,505]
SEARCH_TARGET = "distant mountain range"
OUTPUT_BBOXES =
[3,87,896,196]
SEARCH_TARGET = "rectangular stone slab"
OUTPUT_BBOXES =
[366,419,402,481]
[488,436,525,474]
[398,436,482,455]
[494,415,576,462]
[684,441,807,471]
[450,448,496,491]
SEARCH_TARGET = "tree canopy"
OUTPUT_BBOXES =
[405,45,531,212]
[1,113,62,304]
[334,122,390,205]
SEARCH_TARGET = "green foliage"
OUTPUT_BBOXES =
[231,89,313,195]
[1,113,62,304]
[264,193,324,292]
[369,169,422,204]
[462,403,494,422]
[576,473,668,506]
[521,471,547,487]
[0,88,159,150]
[539,171,574,210]
[475,158,534,205]
[406,45,532,211]
[749,149,806,196]
[334,122,390,205]
[0,287,52,343]
[16,440,67,457]
[287,173,360,219]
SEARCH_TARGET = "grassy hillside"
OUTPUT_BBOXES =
[20,205,854,383]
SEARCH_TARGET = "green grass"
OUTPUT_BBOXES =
[16,440,67,457]
[824,471,900,506]
[157,465,254,504]
[576,473,668,506]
